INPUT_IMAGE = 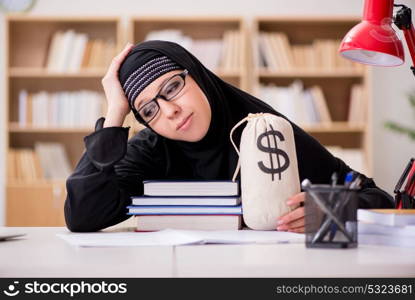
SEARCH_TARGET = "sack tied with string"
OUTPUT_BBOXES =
[231,113,301,230]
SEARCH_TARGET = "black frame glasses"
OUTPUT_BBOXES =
[134,69,189,125]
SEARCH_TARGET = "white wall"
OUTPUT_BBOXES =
[1,0,414,225]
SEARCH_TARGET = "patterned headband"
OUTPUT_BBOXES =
[122,55,182,110]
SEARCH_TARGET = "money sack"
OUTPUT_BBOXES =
[230,113,301,230]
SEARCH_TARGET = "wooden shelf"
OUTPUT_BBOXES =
[215,70,243,78]
[9,123,93,133]
[302,122,365,133]
[258,69,364,78]
[7,179,66,187]
[9,68,107,78]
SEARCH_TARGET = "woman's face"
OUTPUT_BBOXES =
[133,70,212,142]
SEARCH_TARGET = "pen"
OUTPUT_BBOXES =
[328,172,355,242]
[327,172,339,241]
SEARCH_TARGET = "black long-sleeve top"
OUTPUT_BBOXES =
[64,118,394,232]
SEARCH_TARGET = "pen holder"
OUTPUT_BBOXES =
[304,184,358,249]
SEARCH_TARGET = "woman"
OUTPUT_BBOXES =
[65,40,394,232]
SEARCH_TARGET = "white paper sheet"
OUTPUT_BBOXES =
[57,229,304,247]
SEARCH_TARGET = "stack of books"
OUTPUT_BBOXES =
[358,209,415,248]
[127,180,242,231]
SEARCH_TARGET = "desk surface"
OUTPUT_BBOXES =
[1,227,415,277]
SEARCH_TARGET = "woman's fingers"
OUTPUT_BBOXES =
[277,206,305,231]
[277,212,305,230]
[288,227,305,233]
[276,192,306,232]
[286,192,305,206]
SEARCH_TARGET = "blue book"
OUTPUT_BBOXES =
[127,204,243,215]
[131,195,241,206]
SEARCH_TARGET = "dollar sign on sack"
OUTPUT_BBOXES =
[257,124,290,181]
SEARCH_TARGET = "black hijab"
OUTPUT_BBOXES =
[118,40,305,181]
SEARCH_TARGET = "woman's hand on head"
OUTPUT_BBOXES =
[102,43,134,127]
[276,192,305,233]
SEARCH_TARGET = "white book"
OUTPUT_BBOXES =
[274,86,297,122]
[302,89,320,124]
[35,142,72,180]
[358,209,415,227]
[145,30,192,51]
[135,215,242,231]
[132,196,241,206]
[50,93,59,127]
[127,204,242,215]
[143,180,239,196]
[57,30,76,72]
[326,147,365,174]
[290,80,308,125]
[18,90,28,127]
[359,233,415,248]
[359,222,415,237]
[46,31,63,71]
[31,93,38,127]
[191,39,222,71]
[259,33,279,71]
[309,86,332,124]
[67,33,88,72]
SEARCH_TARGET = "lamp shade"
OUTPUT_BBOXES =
[339,0,404,66]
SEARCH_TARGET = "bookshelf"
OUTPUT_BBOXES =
[252,17,372,176]
[5,16,123,226]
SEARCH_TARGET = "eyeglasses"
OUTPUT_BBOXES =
[134,69,189,124]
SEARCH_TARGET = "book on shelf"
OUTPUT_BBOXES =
[257,32,361,71]
[34,142,72,180]
[134,215,242,231]
[143,180,239,197]
[258,81,332,126]
[309,86,332,124]
[348,84,366,124]
[46,29,115,72]
[358,210,415,248]
[17,89,105,128]
[326,146,365,174]
[144,29,242,72]
[358,209,415,227]
[132,195,241,206]
[8,148,44,182]
[127,204,242,215]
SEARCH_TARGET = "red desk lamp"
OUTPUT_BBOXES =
[339,0,415,76]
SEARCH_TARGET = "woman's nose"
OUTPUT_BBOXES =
[157,98,181,119]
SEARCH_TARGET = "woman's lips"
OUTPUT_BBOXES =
[176,113,193,131]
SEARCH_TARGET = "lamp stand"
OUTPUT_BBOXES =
[394,4,415,77]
